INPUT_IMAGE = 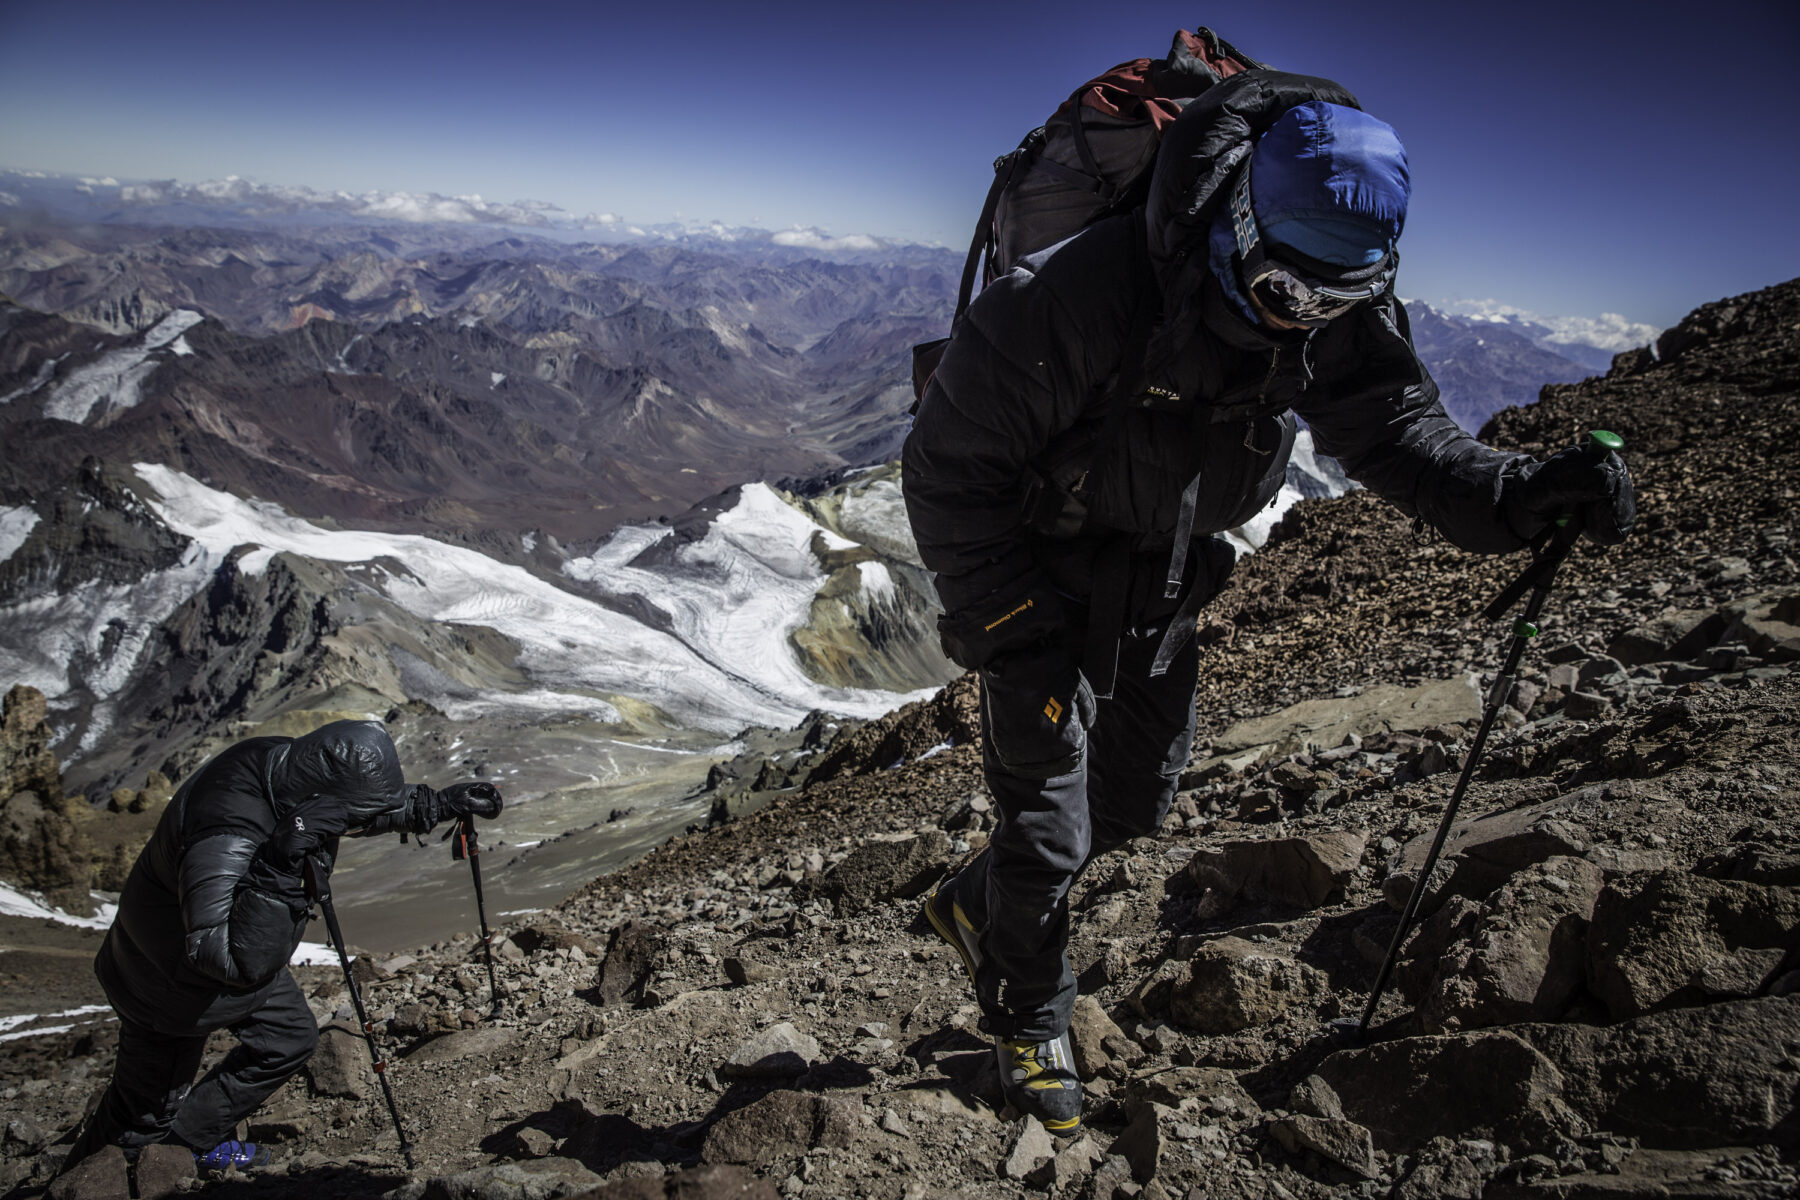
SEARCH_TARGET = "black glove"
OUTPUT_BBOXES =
[1503,445,1636,546]
[936,574,1068,671]
[442,781,504,820]
[405,781,503,835]
[262,794,356,869]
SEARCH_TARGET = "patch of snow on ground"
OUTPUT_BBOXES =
[491,371,506,387]
[1225,430,1350,555]
[289,941,344,967]
[836,478,921,565]
[331,333,365,375]
[856,560,897,602]
[0,882,118,929]
[0,505,39,563]
[41,310,203,423]
[0,553,214,736]
[138,467,932,732]
[169,335,194,356]
[435,689,621,723]
[0,1006,111,1036]
[0,353,67,405]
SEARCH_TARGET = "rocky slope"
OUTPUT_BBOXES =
[2,270,1793,1200]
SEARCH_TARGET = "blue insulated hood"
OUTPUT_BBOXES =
[1250,102,1409,269]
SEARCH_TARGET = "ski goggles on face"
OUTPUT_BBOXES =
[1229,168,1396,328]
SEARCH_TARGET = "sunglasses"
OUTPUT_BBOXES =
[1229,167,1395,328]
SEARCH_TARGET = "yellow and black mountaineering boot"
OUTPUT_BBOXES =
[923,877,983,987]
[996,1031,1082,1135]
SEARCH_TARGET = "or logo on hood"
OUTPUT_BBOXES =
[293,816,306,832]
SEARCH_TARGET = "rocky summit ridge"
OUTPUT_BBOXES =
[3,278,1797,1200]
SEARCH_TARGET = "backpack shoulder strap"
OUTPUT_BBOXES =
[956,129,1046,322]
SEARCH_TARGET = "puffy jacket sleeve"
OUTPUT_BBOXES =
[903,236,1132,613]
[1297,295,1531,555]
[172,751,305,990]
[178,832,301,989]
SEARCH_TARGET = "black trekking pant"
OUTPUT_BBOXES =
[952,627,1199,1041]
[67,968,318,1164]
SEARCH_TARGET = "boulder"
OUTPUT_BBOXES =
[1174,831,1366,915]
[568,1165,777,1199]
[45,1147,129,1200]
[1718,590,1800,663]
[1416,857,1606,1031]
[720,1022,817,1079]
[1289,1074,1346,1121]
[1168,937,1327,1034]
[394,1157,602,1200]
[306,1021,370,1098]
[1586,870,1800,1019]
[1270,1114,1378,1178]
[1130,1067,1257,1120]
[1109,1102,1169,1183]
[1515,995,1800,1149]
[130,1144,196,1200]
[797,831,950,916]
[595,920,661,1007]
[1607,606,1725,666]
[1001,1116,1056,1180]
[1068,995,1127,1080]
[1315,1030,1588,1153]
[1388,799,1591,915]
[1206,673,1483,766]
[511,919,600,957]
[1023,1132,1105,1190]
[698,1091,858,1166]
[404,1027,521,1065]
[721,957,783,987]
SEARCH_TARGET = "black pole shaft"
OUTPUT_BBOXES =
[1356,543,1570,1037]
[460,816,500,1013]
[304,858,416,1170]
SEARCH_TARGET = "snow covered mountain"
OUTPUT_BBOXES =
[1435,298,1661,372]
[0,451,948,798]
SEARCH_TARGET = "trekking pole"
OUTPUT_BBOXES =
[303,857,416,1170]
[451,814,500,1014]
[1346,431,1625,1042]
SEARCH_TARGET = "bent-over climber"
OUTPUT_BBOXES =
[62,719,502,1172]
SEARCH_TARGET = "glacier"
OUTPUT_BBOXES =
[39,310,205,424]
[134,466,936,734]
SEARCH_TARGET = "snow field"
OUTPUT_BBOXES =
[136,468,934,733]
[40,310,203,424]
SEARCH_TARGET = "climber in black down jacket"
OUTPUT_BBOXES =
[65,719,502,1172]
[906,69,1637,1135]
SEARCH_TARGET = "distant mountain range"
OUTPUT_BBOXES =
[0,164,1659,799]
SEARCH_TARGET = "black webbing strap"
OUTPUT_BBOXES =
[956,131,1045,321]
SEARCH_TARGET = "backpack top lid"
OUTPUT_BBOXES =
[1052,28,1258,132]
[1249,101,1410,270]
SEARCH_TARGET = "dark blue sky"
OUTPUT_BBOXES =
[1,0,1795,327]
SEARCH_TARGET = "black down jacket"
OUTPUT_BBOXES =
[96,720,417,1022]
[904,70,1532,640]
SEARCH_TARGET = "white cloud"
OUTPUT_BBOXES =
[771,227,883,252]
[1438,298,1660,353]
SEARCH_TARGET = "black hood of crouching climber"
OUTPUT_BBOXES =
[265,719,410,827]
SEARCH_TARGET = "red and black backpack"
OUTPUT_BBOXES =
[912,26,1266,405]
